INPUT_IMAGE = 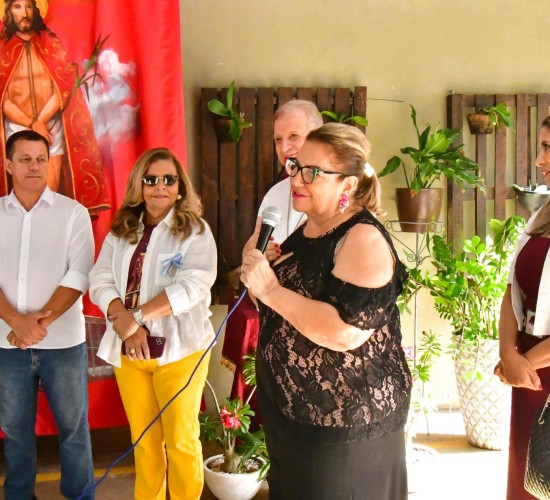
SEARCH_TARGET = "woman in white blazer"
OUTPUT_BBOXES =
[495,116,550,500]
[89,148,217,500]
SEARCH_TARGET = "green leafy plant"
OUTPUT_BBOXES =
[378,105,486,194]
[403,331,442,443]
[402,216,525,350]
[207,81,252,142]
[200,353,269,479]
[320,110,369,127]
[476,103,513,130]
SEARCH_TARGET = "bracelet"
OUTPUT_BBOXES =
[132,308,146,327]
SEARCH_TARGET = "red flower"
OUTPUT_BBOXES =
[220,405,242,430]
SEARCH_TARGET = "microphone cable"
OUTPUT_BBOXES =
[76,288,248,500]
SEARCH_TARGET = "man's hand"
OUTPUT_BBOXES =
[30,120,52,144]
[7,310,51,349]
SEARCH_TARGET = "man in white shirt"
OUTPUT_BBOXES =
[0,130,95,500]
[258,99,323,244]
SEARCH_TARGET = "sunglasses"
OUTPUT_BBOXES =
[285,157,347,184]
[142,174,179,186]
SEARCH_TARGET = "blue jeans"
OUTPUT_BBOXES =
[0,343,94,500]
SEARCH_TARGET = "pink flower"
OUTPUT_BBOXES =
[220,405,242,430]
[403,346,414,361]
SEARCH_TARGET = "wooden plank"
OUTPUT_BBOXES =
[277,87,293,107]
[353,86,367,132]
[296,88,313,101]
[473,95,492,241]
[447,94,464,250]
[238,88,257,252]
[334,87,350,116]
[200,88,219,240]
[218,141,237,266]
[515,94,530,219]
[493,94,508,220]
[316,88,332,120]
[257,88,275,204]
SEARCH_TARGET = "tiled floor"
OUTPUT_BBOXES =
[0,411,508,499]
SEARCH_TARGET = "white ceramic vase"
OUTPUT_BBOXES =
[203,454,265,500]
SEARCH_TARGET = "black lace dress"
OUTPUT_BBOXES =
[256,209,412,500]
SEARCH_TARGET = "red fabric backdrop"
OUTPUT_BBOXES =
[0,0,187,433]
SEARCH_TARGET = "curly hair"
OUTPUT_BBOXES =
[111,148,205,243]
[305,123,383,215]
[2,0,48,40]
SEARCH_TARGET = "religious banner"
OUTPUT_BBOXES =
[0,0,187,246]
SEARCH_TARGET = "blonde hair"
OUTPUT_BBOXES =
[111,148,205,243]
[306,123,382,215]
[527,116,550,237]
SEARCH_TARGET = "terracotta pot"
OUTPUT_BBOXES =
[213,116,235,142]
[395,188,443,233]
[466,113,494,134]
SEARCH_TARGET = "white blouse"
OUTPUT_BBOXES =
[89,209,217,366]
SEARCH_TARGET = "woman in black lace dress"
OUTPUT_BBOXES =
[241,123,412,500]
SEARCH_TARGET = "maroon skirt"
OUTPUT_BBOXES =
[507,332,550,500]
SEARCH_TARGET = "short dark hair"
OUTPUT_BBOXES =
[6,130,50,160]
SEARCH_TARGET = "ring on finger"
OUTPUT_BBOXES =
[129,348,137,355]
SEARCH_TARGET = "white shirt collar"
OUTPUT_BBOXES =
[7,186,55,211]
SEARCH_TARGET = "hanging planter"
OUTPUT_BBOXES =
[466,103,513,135]
[208,81,252,143]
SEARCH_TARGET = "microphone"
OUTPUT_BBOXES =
[256,206,282,253]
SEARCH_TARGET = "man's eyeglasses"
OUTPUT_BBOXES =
[285,157,346,184]
[142,174,179,186]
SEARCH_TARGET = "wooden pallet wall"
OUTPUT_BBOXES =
[446,93,550,250]
[200,86,367,303]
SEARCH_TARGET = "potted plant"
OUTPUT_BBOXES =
[466,103,513,135]
[403,331,441,493]
[320,110,369,127]
[403,216,525,449]
[378,105,486,232]
[200,355,269,500]
[207,81,253,142]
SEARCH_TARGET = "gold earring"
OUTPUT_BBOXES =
[177,194,182,200]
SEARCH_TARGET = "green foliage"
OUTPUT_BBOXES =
[321,110,369,127]
[378,105,486,194]
[207,81,253,142]
[401,216,525,348]
[478,103,513,131]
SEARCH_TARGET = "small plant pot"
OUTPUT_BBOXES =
[466,113,494,134]
[396,188,443,233]
[203,454,266,500]
[213,116,235,142]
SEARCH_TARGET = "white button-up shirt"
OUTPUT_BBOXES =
[0,188,94,349]
[89,209,217,367]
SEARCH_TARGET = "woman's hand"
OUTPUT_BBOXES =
[123,327,150,361]
[111,309,139,341]
[495,352,541,390]
[240,249,279,301]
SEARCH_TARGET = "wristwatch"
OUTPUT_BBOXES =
[132,308,146,327]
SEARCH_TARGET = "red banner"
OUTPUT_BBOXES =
[0,0,186,314]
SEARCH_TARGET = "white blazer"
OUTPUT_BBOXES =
[89,209,217,367]
[508,209,550,337]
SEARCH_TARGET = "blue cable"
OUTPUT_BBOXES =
[77,289,248,500]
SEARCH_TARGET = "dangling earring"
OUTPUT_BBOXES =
[339,192,349,214]
[177,194,182,200]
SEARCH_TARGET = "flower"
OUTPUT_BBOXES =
[200,354,269,478]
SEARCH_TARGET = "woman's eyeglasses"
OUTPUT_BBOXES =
[285,157,346,184]
[142,174,179,186]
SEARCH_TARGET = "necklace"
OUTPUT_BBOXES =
[287,189,306,237]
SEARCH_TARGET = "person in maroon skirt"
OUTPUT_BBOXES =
[495,116,550,500]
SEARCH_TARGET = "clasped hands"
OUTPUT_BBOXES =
[109,309,151,361]
[6,310,52,349]
[494,352,541,391]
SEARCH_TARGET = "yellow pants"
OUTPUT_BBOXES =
[115,350,210,500]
